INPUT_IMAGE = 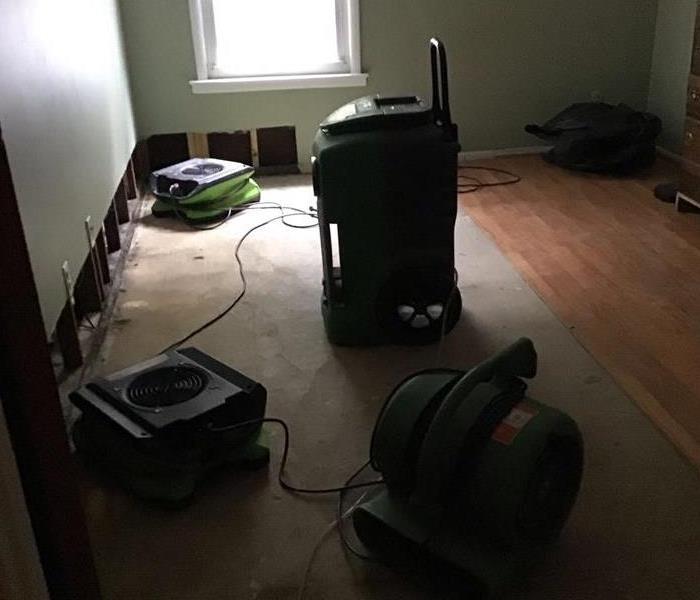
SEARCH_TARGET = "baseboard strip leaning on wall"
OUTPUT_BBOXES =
[458,145,552,163]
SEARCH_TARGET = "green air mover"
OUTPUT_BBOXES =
[69,348,269,504]
[311,38,462,346]
[354,338,584,597]
[149,158,260,222]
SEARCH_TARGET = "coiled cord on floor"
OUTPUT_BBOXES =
[206,417,382,598]
[162,163,520,353]
[207,417,382,495]
[160,202,318,353]
[458,165,521,193]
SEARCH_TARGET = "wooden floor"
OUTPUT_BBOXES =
[460,155,700,467]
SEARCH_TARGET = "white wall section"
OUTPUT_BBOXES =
[0,0,136,332]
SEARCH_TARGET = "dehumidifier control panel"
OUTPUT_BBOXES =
[320,94,432,135]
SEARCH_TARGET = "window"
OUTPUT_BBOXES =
[189,0,367,93]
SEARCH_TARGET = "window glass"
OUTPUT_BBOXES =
[212,0,340,76]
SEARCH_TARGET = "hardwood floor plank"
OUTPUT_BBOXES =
[460,155,700,466]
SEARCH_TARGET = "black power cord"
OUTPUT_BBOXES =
[162,163,517,353]
[169,178,259,230]
[242,202,319,229]
[458,165,521,193]
[174,208,234,230]
[338,462,378,560]
[161,203,318,353]
[210,417,382,562]
[173,201,317,232]
[207,417,384,495]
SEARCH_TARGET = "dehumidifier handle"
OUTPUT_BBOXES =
[429,38,452,127]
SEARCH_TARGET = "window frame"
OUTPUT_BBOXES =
[188,0,367,93]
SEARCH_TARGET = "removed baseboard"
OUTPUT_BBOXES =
[459,145,551,163]
[52,148,144,378]
[76,194,149,385]
[147,127,299,174]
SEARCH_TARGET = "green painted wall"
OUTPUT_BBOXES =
[0,0,136,332]
[119,0,659,170]
[648,0,697,153]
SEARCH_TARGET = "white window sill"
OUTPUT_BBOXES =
[190,72,368,94]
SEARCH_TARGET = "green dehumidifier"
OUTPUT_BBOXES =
[311,39,462,346]
[353,338,584,597]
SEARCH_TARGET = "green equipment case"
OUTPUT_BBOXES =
[355,338,584,597]
[311,39,462,346]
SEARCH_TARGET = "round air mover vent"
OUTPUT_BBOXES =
[517,434,584,542]
[181,163,223,177]
[126,366,209,409]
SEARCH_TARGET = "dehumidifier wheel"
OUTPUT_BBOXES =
[377,266,461,345]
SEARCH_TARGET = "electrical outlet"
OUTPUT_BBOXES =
[61,261,75,306]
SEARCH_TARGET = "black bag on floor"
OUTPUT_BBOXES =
[525,103,662,174]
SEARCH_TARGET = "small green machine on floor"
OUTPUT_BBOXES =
[70,348,269,504]
[354,338,584,597]
[311,39,462,346]
[149,158,260,222]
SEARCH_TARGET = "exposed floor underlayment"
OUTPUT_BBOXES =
[78,176,700,600]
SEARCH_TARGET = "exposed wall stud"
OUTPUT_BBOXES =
[256,126,299,174]
[103,203,120,253]
[147,133,189,171]
[207,131,252,164]
[250,128,260,168]
[73,257,102,319]
[61,261,75,307]
[95,228,110,284]
[124,160,138,199]
[187,132,210,158]
[83,216,104,303]
[132,140,150,185]
[55,303,83,370]
[114,180,129,224]
[91,246,105,302]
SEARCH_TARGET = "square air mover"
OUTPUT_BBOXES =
[69,348,269,503]
[150,158,254,201]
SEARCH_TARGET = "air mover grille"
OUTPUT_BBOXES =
[518,433,583,542]
[126,366,209,408]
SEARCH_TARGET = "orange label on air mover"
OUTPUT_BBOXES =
[491,402,538,446]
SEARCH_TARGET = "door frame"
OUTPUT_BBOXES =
[0,124,102,599]
[0,395,49,600]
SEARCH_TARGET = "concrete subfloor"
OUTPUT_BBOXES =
[80,176,700,600]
